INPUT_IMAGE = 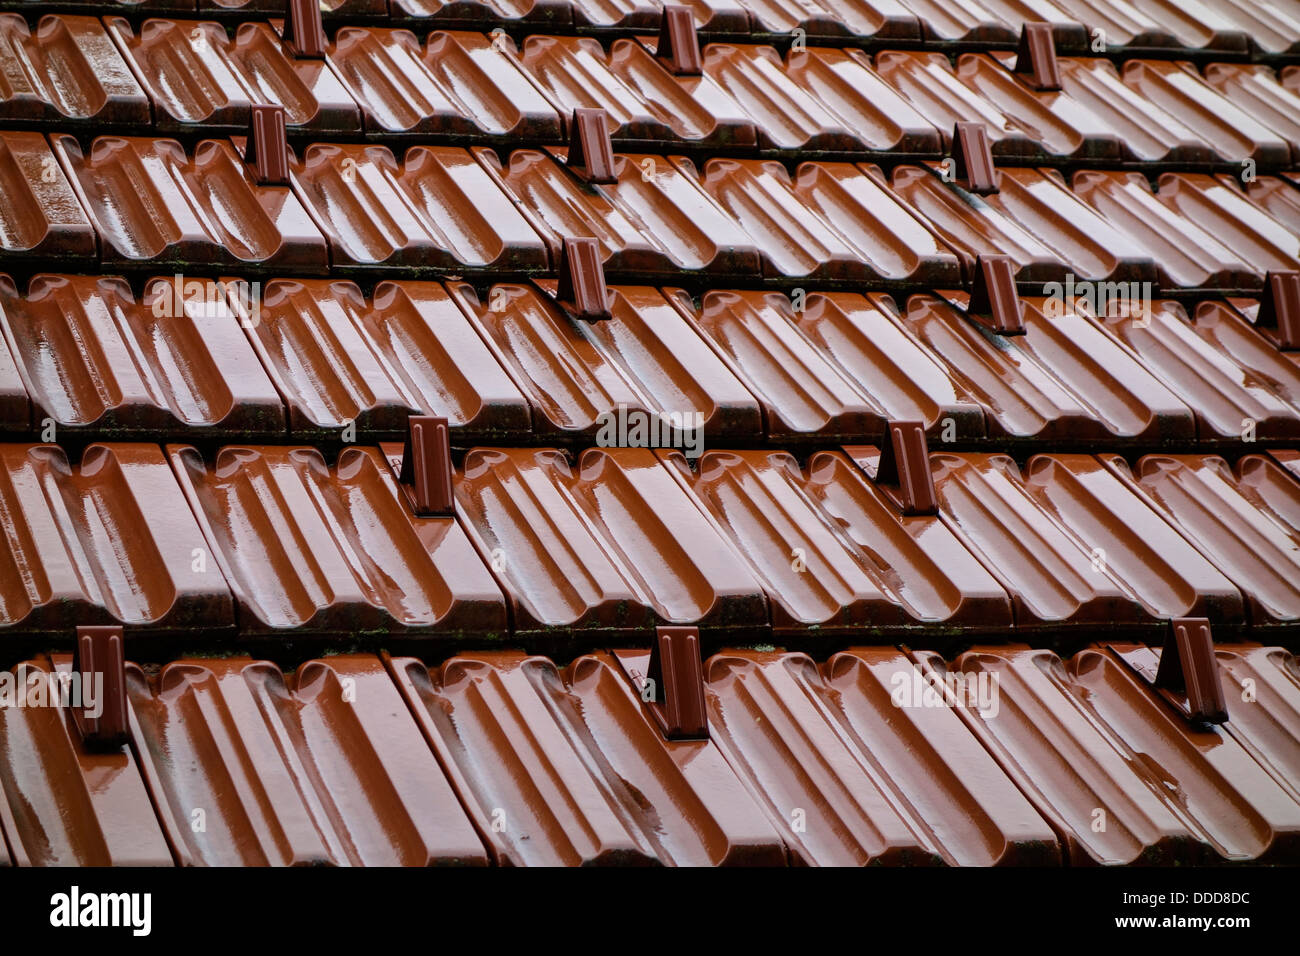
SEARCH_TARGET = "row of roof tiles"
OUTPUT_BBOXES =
[3,0,1294,54]
[5,122,1300,290]
[2,641,1296,865]
[3,440,1297,636]
[0,277,1297,445]
[4,0,1300,874]
[7,15,1300,162]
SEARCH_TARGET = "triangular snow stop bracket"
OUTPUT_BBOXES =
[1258,270,1300,349]
[656,5,703,75]
[1156,618,1228,726]
[397,415,455,517]
[950,121,997,194]
[968,254,1024,335]
[566,107,617,184]
[1014,22,1061,91]
[555,236,612,321]
[244,104,289,186]
[875,420,938,516]
[642,626,708,740]
[72,625,129,750]
[282,0,326,58]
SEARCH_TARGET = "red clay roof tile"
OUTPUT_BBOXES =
[1093,298,1300,441]
[0,15,149,126]
[451,279,762,442]
[699,158,962,283]
[389,649,787,865]
[0,130,96,264]
[486,145,760,277]
[1106,452,1300,626]
[326,28,562,138]
[0,655,174,866]
[0,274,286,438]
[1120,59,1293,167]
[896,294,1194,441]
[705,647,1060,864]
[289,142,549,272]
[167,443,507,635]
[52,134,329,272]
[0,443,235,635]
[518,34,755,148]
[893,165,1156,284]
[922,643,1300,863]
[661,447,1013,631]
[108,18,362,133]
[233,278,531,441]
[739,0,921,39]
[128,655,489,865]
[453,445,768,634]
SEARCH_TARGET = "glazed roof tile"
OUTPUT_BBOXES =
[288,142,550,272]
[108,17,362,133]
[484,146,760,277]
[0,654,174,866]
[663,288,982,439]
[389,649,786,865]
[0,442,235,634]
[51,134,329,272]
[0,0,1298,869]
[704,647,1059,865]
[451,446,768,635]
[895,293,1194,442]
[661,447,1014,632]
[231,278,532,440]
[450,279,762,442]
[326,28,561,137]
[1103,452,1300,626]
[0,273,286,438]
[697,158,962,283]
[517,35,755,149]
[0,130,97,264]
[167,443,507,635]
[128,654,489,865]
[0,15,150,126]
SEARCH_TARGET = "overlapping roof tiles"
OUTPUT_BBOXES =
[3,641,1298,865]
[0,0,1298,868]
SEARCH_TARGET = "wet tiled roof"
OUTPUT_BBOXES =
[0,0,1298,867]
[3,642,1297,865]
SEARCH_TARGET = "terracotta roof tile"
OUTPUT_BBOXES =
[168,444,507,635]
[128,654,489,865]
[662,447,1014,631]
[289,142,549,272]
[233,278,531,441]
[0,15,150,126]
[450,280,762,442]
[452,446,768,635]
[518,35,754,148]
[0,443,235,634]
[0,274,286,439]
[108,18,362,133]
[389,649,786,865]
[0,654,174,866]
[327,28,561,138]
[1105,452,1300,626]
[52,134,329,272]
[0,130,96,264]
[704,647,1060,864]
[1,0,1299,869]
